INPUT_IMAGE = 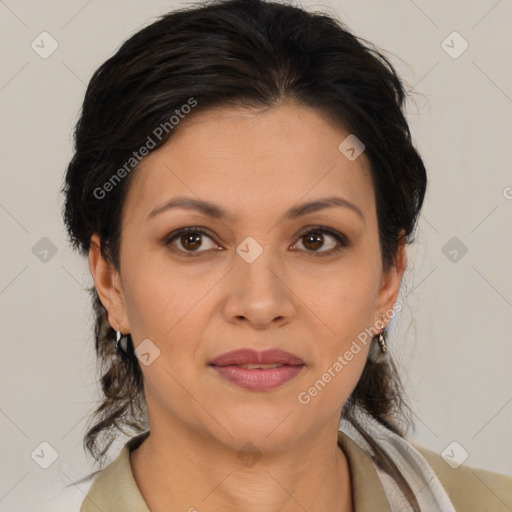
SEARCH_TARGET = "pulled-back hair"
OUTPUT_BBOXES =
[62,0,426,509]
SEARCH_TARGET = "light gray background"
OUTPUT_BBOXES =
[1,0,511,510]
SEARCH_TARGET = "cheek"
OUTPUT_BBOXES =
[298,256,379,392]
[121,263,207,395]
[302,260,380,333]
[120,258,174,339]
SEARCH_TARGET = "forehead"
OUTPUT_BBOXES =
[123,103,376,224]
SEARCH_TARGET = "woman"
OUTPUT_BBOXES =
[51,0,512,510]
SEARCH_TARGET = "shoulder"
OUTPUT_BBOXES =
[412,441,512,512]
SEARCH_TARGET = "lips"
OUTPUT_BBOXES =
[209,349,305,391]
[209,348,305,367]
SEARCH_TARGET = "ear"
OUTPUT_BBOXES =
[88,233,131,334]
[373,231,407,326]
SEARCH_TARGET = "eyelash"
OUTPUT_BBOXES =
[164,226,348,258]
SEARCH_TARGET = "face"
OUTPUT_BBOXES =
[90,103,406,452]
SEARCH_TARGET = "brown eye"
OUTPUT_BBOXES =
[293,227,347,257]
[180,231,203,251]
[166,227,218,256]
[302,231,324,251]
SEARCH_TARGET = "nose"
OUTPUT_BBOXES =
[222,251,295,330]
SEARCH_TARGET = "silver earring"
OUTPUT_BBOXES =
[377,330,387,353]
[116,330,129,355]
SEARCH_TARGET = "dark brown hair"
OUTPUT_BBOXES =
[62,0,426,508]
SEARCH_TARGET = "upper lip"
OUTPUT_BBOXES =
[209,349,305,367]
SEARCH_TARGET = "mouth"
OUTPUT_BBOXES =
[209,348,305,367]
[209,363,305,391]
[208,349,305,391]
[230,363,286,369]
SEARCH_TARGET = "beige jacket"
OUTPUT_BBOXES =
[79,431,512,511]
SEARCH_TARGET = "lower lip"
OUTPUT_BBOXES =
[210,364,305,391]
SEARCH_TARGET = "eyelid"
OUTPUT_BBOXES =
[163,226,219,256]
[295,225,347,244]
[292,226,348,257]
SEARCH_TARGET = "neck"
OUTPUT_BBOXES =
[130,423,353,512]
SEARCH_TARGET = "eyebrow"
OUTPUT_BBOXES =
[147,195,365,224]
